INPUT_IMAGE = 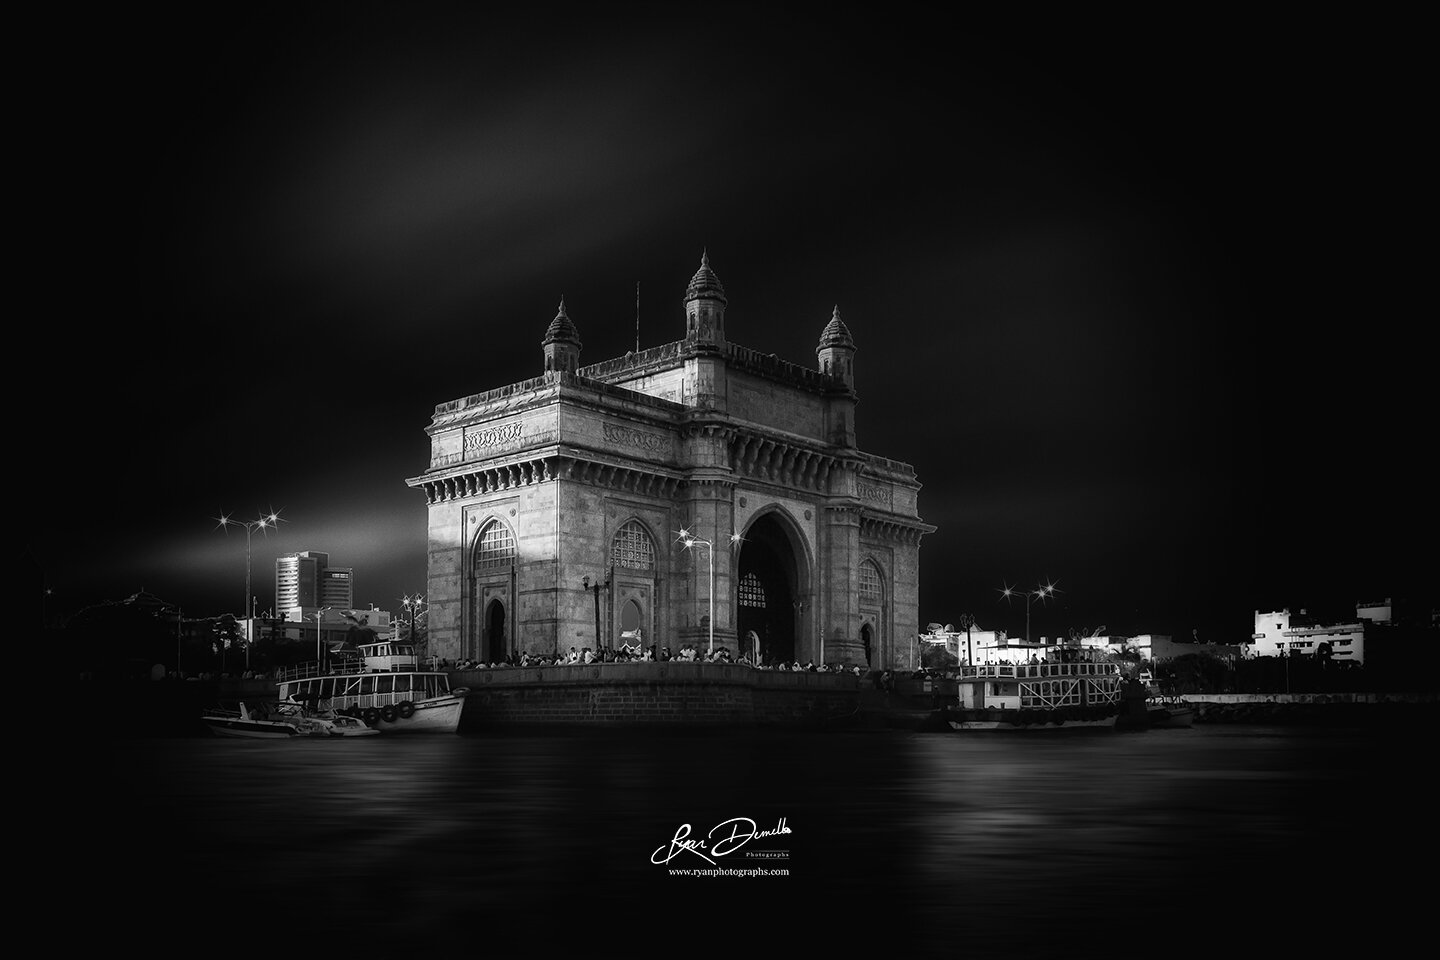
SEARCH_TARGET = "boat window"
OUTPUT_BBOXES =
[360,676,374,695]
[377,675,394,694]
[320,678,334,698]
[394,674,411,693]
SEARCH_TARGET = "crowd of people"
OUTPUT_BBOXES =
[439,644,869,676]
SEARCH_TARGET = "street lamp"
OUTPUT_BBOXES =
[581,572,611,656]
[215,508,284,657]
[677,527,742,656]
[313,606,332,673]
[956,612,976,667]
[999,580,1058,649]
[401,594,426,661]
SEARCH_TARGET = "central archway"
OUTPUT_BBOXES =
[735,511,807,665]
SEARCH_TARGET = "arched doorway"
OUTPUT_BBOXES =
[861,623,874,667]
[619,598,644,653]
[485,598,507,664]
[736,512,803,665]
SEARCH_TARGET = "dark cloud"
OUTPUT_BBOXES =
[31,7,1430,635]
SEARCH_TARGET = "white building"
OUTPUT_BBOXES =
[1249,603,1383,664]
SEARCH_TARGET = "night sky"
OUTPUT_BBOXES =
[30,6,1430,643]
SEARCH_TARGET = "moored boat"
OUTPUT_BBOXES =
[945,660,1123,731]
[1145,696,1194,729]
[275,639,469,734]
[202,700,333,739]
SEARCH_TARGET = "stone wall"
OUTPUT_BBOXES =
[454,662,861,728]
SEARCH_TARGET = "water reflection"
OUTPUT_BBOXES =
[81,725,1424,955]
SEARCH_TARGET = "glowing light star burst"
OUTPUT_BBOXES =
[214,507,285,669]
[677,528,743,655]
[999,578,1059,646]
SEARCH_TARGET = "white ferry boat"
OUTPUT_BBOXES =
[946,660,1123,730]
[275,640,469,734]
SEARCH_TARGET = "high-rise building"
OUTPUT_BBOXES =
[320,566,355,608]
[276,551,353,619]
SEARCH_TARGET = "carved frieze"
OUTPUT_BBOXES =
[466,420,525,453]
[857,482,892,507]
[603,422,672,456]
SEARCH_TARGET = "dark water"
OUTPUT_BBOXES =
[79,724,1424,954]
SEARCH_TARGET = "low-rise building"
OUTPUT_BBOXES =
[1248,602,1385,664]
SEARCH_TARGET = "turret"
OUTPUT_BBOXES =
[541,297,582,374]
[683,250,727,348]
[816,305,856,393]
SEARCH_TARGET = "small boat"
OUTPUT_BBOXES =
[202,700,333,739]
[312,712,381,737]
[945,660,1123,731]
[1145,696,1194,729]
[274,639,469,735]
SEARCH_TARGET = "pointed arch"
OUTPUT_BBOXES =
[473,516,517,568]
[860,557,885,607]
[610,517,657,570]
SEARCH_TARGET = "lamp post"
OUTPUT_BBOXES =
[677,528,742,657]
[956,612,976,668]
[313,606,332,672]
[1000,580,1057,649]
[401,594,425,660]
[581,572,611,655]
[215,508,283,661]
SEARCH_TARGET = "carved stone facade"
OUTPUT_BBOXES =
[406,254,935,669]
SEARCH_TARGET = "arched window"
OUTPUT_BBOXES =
[475,519,516,569]
[610,520,655,569]
[860,559,883,605]
[739,571,766,609]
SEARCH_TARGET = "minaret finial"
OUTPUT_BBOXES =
[557,295,566,316]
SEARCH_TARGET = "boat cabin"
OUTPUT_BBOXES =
[353,641,419,673]
[277,670,454,713]
[956,661,1122,711]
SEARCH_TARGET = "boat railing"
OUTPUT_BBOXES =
[275,659,428,683]
[958,662,1123,681]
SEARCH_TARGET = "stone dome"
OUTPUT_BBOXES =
[683,250,727,304]
[817,305,855,351]
[542,297,582,346]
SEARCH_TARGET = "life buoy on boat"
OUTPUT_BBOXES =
[362,707,380,725]
[398,701,415,719]
[380,705,398,724]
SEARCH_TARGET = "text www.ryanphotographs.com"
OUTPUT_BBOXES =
[668,867,789,877]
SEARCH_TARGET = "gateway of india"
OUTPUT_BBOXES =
[406,253,935,670]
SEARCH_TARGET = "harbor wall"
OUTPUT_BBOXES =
[90,665,864,735]
[452,662,862,729]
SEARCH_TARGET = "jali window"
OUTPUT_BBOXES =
[860,559,883,605]
[610,520,655,569]
[739,572,766,608]
[475,519,516,569]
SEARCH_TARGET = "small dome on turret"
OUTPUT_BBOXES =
[542,297,582,347]
[683,250,727,305]
[817,305,854,351]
